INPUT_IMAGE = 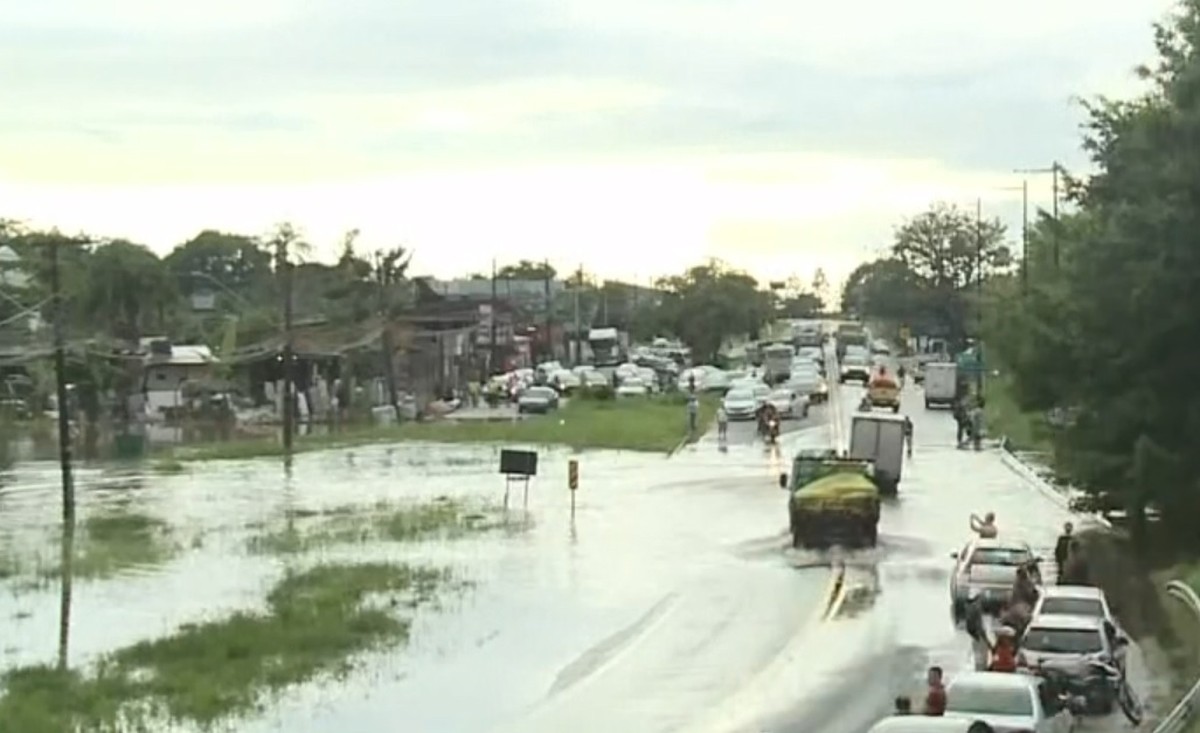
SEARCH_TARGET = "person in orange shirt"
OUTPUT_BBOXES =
[988,626,1019,672]
[924,666,947,715]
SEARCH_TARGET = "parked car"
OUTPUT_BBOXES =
[517,386,559,414]
[943,671,1072,733]
[635,367,660,393]
[766,388,809,419]
[1030,586,1117,628]
[866,717,977,733]
[616,377,650,398]
[950,537,1042,614]
[1019,613,1128,675]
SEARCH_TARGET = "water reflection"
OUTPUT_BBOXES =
[56,518,75,670]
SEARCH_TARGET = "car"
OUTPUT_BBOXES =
[579,369,610,388]
[635,367,660,392]
[767,388,809,419]
[785,370,822,403]
[615,377,650,398]
[517,386,559,414]
[950,537,1042,614]
[866,717,978,732]
[1018,613,1128,674]
[551,370,582,394]
[1030,585,1116,626]
[839,353,872,384]
[722,387,758,420]
[943,671,1072,733]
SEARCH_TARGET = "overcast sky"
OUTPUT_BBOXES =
[0,0,1176,285]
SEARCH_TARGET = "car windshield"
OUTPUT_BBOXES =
[726,390,753,401]
[946,684,1034,717]
[969,547,1031,566]
[769,391,792,400]
[1039,597,1105,617]
[528,388,555,398]
[1022,627,1104,654]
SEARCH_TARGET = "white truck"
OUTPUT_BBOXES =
[923,361,958,409]
[587,327,628,368]
[848,413,906,495]
[762,343,794,385]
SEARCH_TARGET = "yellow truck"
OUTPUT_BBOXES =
[780,449,882,549]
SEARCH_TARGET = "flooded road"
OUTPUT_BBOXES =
[0,374,1160,732]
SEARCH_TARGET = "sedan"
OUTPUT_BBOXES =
[867,718,978,733]
[517,386,559,414]
[950,538,1041,614]
[616,378,650,398]
[722,388,758,420]
[551,370,582,394]
[1019,613,1128,676]
[944,671,1071,733]
[767,389,809,419]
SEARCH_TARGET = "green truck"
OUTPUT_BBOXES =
[780,449,882,549]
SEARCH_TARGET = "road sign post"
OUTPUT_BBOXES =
[568,459,579,515]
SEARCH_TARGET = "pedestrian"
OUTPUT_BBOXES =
[1061,539,1091,586]
[969,511,998,538]
[686,394,699,435]
[953,398,968,447]
[923,666,947,716]
[1054,521,1073,582]
[902,415,914,458]
[894,696,912,715]
[965,594,989,671]
[969,399,984,451]
[716,405,728,442]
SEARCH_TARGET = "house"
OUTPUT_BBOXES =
[140,338,219,416]
[0,245,32,289]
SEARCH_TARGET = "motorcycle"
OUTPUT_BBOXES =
[766,418,780,444]
[1027,658,1142,725]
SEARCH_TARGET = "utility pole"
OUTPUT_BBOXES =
[48,238,74,525]
[490,259,498,373]
[1014,162,1062,274]
[276,235,295,454]
[543,260,553,362]
[573,266,583,366]
[376,252,400,420]
[975,197,985,396]
[1021,179,1029,293]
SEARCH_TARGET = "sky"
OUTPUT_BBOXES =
[0,0,1178,287]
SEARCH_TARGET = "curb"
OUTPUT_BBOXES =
[821,563,848,620]
[997,437,1112,529]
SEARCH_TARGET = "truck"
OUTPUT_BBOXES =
[762,342,794,385]
[836,324,869,360]
[587,327,628,368]
[848,413,906,495]
[922,362,958,409]
[780,449,881,549]
[792,323,823,349]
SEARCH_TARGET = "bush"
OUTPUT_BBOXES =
[576,385,615,401]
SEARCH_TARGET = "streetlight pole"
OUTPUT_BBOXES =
[975,197,984,397]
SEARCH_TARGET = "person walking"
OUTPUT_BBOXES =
[1061,539,1091,586]
[1054,522,1074,582]
[969,397,985,451]
[716,405,728,443]
[953,397,968,447]
[902,415,914,458]
[686,394,699,436]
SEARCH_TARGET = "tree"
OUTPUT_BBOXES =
[654,260,772,362]
[83,241,176,339]
[165,230,272,300]
[810,268,829,311]
[498,260,555,280]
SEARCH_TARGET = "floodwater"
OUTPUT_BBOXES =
[0,375,1166,733]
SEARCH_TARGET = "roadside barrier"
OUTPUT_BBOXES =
[1151,580,1200,733]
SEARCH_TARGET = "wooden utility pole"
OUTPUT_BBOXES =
[375,252,401,419]
[489,259,498,374]
[275,235,295,454]
[975,198,985,396]
[543,260,553,361]
[1021,179,1029,292]
[49,238,74,524]
[573,266,583,365]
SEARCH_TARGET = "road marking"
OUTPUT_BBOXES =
[818,562,848,622]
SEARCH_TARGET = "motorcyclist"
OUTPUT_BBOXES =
[969,512,998,538]
[964,590,988,670]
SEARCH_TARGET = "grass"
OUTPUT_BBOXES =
[0,562,451,732]
[983,373,1052,452]
[0,510,180,585]
[248,497,506,555]
[167,394,719,463]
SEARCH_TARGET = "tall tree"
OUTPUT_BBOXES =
[498,260,555,280]
[655,260,771,362]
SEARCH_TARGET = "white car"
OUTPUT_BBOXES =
[551,370,582,393]
[517,386,559,414]
[722,387,758,420]
[635,367,660,392]
[1031,586,1116,626]
[767,388,809,419]
[615,377,650,398]
[950,537,1042,613]
[866,718,976,733]
[580,369,610,388]
[944,671,1072,733]
[1019,613,1128,675]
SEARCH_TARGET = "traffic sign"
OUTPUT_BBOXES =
[568,459,579,490]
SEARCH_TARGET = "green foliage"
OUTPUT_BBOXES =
[980,0,1200,546]
[651,260,773,363]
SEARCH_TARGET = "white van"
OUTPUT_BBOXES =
[923,362,958,409]
[849,413,906,495]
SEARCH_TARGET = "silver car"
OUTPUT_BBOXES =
[517,386,559,414]
[1030,586,1116,627]
[767,388,809,419]
[866,717,976,732]
[1019,613,1126,672]
[722,388,758,421]
[944,671,1072,733]
[950,537,1041,613]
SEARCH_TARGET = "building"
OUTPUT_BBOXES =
[140,338,220,416]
